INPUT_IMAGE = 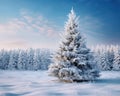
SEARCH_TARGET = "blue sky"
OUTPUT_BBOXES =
[0,0,120,49]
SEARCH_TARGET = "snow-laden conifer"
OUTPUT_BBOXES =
[49,9,99,82]
[8,50,19,70]
[17,50,27,70]
[113,49,120,71]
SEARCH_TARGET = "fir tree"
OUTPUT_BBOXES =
[17,50,28,70]
[113,49,120,71]
[33,49,41,70]
[0,49,10,69]
[41,49,52,70]
[8,50,19,70]
[49,9,99,82]
[26,48,34,70]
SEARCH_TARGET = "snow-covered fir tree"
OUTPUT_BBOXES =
[92,45,118,71]
[106,46,114,70]
[26,48,34,70]
[103,51,112,70]
[113,49,120,71]
[98,47,112,71]
[33,49,41,70]
[0,49,6,69]
[8,50,19,70]
[17,50,28,70]
[49,9,100,82]
[2,50,10,70]
[0,49,10,69]
[40,49,52,70]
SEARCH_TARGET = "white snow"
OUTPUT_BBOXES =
[0,70,120,96]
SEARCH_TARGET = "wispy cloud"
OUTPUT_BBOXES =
[0,10,62,49]
[0,9,103,49]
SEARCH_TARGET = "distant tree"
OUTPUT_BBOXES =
[33,49,41,70]
[40,49,52,70]
[26,48,34,70]
[0,49,10,69]
[8,50,19,70]
[93,45,117,71]
[113,49,120,71]
[49,9,99,82]
[17,50,28,70]
[106,47,115,70]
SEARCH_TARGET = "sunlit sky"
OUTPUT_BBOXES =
[0,0,120,49]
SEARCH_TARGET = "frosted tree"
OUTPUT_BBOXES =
[26,48,34,70]
[0,49,10,69]
[96,49,111,71]
[17,50,28,70]
[93,45,115,71]
[106,47,115,70]
[49,9,99,82]
[33,49,41,70]
[113,49,120,71]
[0,49,6,69]
[8,50,19,70]
[104,51,112,70]
[2,51,10,70]
[41,49,52,70]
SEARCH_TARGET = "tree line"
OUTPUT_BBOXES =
[92,45,120,71]
[0,45,120,71]
[0,48,52,70]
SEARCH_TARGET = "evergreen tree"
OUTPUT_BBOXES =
[49,9,99,82]
[8,50,19,70]
[2,50,10,70]
[93,45,116,71]
[33,49,41,70]
[0,49,6,69]
[0,49,10,69]
[26,48,34,70]
[41,49,52,70]
[106,47,114,70]
[113,49,120,71]
[17,50,28,70]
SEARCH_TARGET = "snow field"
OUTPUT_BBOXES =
[0,71,120,96]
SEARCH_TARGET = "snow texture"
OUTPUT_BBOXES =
[0,70,120,96]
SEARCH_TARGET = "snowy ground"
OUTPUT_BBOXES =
[0,70,120,96]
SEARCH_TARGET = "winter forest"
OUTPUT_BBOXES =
[0,0,120,96]
[92,45,120,71]
[0,48,52,70]
[0,45,120,71]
